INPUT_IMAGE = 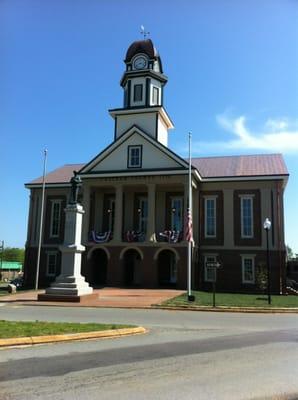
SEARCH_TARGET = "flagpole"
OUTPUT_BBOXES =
[35,149,47,290]
[187,132,195,301]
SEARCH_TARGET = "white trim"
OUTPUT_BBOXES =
[204,254,217,282]
[119,247,144,260]
[109,106,174,129]
[204,196,217,238]
[239,194,255,198]
[200,175,288,182]
[46,251,58,277]
[153,247,180,261]
[79,126,186,174]
[241,255,255,284]
[240,195,254,238]
[81,170,189,178]
[25,183,71,189]
[49,200,62,238]
[128,145,142,168]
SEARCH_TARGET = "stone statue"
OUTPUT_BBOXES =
[69,171,81,204]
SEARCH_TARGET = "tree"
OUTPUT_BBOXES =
[2,247,25,264]
[286,245,294,260]
[256,263,267,293]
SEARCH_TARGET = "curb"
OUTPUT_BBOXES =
[153,305,298,314]
[0,326,147,348]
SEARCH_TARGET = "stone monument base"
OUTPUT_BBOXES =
[38,292,98,303]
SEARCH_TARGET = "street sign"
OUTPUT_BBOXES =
[206,261,222,269]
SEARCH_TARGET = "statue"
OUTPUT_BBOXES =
[69,171,81,204]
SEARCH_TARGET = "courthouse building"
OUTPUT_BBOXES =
[24,39,289,293]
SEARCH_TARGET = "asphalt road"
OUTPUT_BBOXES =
[0,304,298,400]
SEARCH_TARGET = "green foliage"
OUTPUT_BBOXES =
[1,247,25,264]
[161,291,298,308]
[256,263,268,292]
[0,320,135,339]
[286,245,294,260]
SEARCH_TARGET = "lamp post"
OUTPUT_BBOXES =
[263,218,272,305]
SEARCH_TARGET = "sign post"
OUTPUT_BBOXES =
[206,261,223,308]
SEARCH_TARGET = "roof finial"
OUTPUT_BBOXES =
[140,25,150,39]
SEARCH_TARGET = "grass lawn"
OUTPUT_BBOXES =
[162,291,298,308]
[0,320,135,339]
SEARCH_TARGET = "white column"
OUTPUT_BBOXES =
[113,185,123,242]
[146,183,156,242]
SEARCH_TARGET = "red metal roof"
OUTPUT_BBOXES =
[191,154,288,178]
[26,154,288,185]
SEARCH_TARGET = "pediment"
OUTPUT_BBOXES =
[79,126,188,175]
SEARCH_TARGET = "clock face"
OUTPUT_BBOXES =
[133,56,147,70]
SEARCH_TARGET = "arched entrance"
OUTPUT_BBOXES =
[123,249,142,286]
[90,248,108,286]
[158,250,177,287]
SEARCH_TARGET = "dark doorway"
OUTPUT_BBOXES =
[91,249,108,286]
[123,249,142,286]
[158,250,177,287]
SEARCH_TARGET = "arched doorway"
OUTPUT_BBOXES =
[158,250,177,287]
[91,248,108,286]
[123,249,142,286]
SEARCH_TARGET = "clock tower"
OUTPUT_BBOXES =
[109,39,174,146]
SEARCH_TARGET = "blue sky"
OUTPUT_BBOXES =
[1,0,297,252]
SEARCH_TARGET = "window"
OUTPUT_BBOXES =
[171,197,183,231]
[204,255,217,282]
[133,84,143,102]
[128,145,142,168]
[137,197,148,232]
[241,256,255,284]
[46,252,57,276]
[152,86,159,105]
[50,200,62,237]
[204,197,216,237]
[241,196,254,238]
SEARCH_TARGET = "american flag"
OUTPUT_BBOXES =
[184,208,193,242]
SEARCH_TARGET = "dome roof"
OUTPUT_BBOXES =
[125,39,159,62]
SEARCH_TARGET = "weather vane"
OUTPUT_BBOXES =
[140,25,150,39]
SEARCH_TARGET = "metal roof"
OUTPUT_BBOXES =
[26,154,288,186]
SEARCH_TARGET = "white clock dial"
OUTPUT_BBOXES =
[133,56,147,70]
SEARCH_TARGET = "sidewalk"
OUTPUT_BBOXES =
[0,288,185,308]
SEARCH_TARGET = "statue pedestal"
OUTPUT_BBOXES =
[38,204,94,302]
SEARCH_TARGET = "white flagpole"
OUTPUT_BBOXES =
[35,149,47,290]
[187,132,193,301]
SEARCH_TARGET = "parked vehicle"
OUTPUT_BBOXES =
[9,277,24,289]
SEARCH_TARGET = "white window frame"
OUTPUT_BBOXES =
[240,195,254,238]
[152,86,159,105]
[241,255,255,284]
[204,254,217,282]
[204,196,217,238]
[50,200,62,238]
[46,251,58,277]
[170,196,183,231]
[128,145,142,168]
